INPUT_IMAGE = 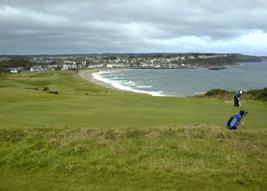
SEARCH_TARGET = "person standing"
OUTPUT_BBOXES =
[234,90,242,107]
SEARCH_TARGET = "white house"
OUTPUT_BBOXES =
[61,64,69,70]
[10,68,18,73]
[81,61,86,66]
[30,66,43,72]
[107,64,115,68]
[69,64,77,69]
[188,55,195,59]
[88,64,103,68]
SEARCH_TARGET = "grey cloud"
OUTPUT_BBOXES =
[0,0,267,55]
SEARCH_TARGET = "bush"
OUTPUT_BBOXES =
[204,89,229,96]
[195,88,267,102]
[247,88,267,101]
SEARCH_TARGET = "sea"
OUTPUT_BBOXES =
[92,62,267,97]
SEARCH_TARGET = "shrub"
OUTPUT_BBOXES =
[247,88,267,101]
[204,89,229,96]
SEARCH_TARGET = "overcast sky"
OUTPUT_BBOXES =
[1,0,267,55]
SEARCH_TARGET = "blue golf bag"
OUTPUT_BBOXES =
[226,110,247,130]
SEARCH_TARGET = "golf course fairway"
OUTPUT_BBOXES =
[0,70,266,191]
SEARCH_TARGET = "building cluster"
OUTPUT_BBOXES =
[5,54,229,73]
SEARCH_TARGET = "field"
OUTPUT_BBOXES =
[0,70,266,190]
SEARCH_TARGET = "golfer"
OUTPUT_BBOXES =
[234,90,242,107]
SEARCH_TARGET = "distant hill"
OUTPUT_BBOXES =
[235,54,262,62]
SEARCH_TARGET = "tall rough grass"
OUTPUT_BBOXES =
[0,125,266,190]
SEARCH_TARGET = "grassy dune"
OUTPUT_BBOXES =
[0,70,267,190]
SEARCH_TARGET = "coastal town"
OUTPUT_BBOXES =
[0,53,262,73]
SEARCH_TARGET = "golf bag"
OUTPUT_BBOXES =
[226,110,248,130]
[226,115,241,130]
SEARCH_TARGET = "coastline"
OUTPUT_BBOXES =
[78,68,127,91]
[77,62,267,97]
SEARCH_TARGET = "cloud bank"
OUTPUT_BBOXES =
[1,0,267,55]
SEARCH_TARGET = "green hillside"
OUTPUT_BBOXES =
[0,70,266,190]
[235,54,262,62]
[0,70,266,129]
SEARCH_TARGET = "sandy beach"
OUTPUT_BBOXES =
[78,68,125,91]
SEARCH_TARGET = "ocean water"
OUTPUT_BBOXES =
[92,62,267,97]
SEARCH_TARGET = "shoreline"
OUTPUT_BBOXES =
[78,68,127,91]
[78,68,168,96]
[77,63,267,98]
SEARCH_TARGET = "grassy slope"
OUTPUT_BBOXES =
[0,126,266,191]
[0,70,267,190]
[0,71,266,129]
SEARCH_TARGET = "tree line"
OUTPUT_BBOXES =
[0,58,35,73]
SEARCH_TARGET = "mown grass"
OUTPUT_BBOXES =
[0,70,267,190]
[0,126,266,191]
[0,70,267,129]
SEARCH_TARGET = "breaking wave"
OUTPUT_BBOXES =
[92,71,165,96]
